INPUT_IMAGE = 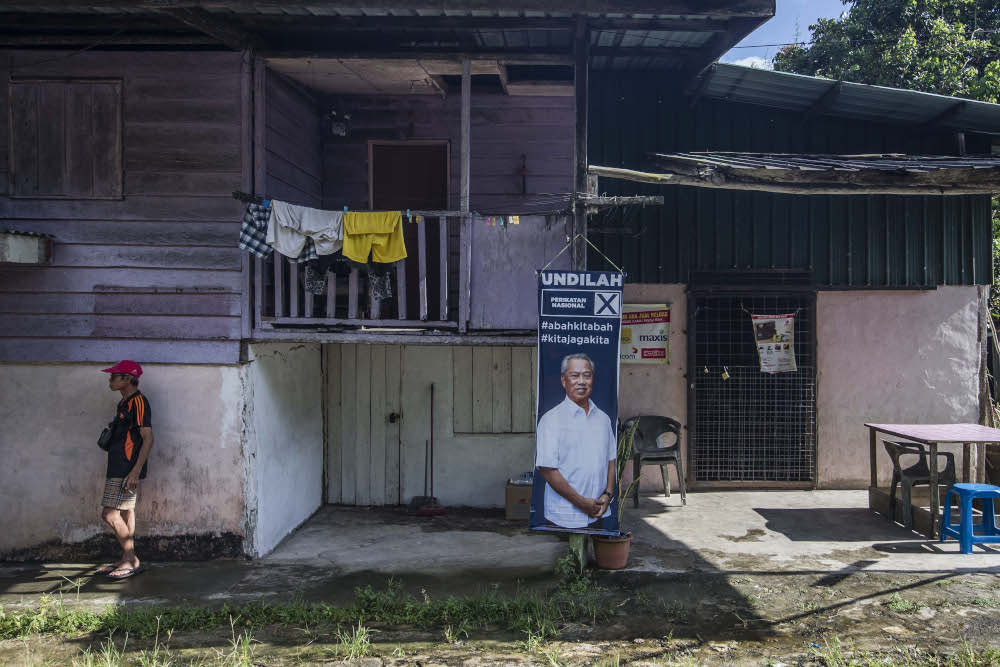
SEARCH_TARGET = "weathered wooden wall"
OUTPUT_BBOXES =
[264,70,323,207]
[322,92,574,212]
[470,215,572,329]
[0,51,247,363]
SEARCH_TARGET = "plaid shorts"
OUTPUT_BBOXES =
[103,477,137,511]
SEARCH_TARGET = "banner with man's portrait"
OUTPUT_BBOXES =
[531,270,624,536]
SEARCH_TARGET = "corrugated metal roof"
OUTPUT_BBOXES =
[702,64,1000,135]
[654,152,1000,173]
[0,5,741,19]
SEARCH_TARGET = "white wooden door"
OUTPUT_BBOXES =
[326,344,403,505]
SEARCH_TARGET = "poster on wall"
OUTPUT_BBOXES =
[751,313,798,373]
[531,270,623,536]
[620,304,670,364]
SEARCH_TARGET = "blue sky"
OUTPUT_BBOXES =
[721,0,848,68]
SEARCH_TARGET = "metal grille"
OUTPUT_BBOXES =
[692,293,816,483]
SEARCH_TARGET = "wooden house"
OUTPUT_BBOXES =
[2,1,998,561]
[0,0,776,558]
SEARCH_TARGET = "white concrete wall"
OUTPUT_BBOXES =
[618,285,689,493]
[816,287,982,488]
[244,343,324,557]
[0,363,245,554]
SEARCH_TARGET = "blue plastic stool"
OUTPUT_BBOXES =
[939,483,1000,554]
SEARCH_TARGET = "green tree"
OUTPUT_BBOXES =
[774,0,1000,102]
[774,1,1000,319]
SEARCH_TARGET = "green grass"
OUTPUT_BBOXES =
[0,577,617,642]
[969,595,1000,609]
[810,635,1000,666]
[883,592,921,614]
[334,620,371,660]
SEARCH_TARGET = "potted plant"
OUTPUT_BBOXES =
[592,418,641,569]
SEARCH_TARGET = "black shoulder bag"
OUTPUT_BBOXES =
[97,421,114,451]
[98,413,127,451]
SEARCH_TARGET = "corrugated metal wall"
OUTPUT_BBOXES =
[588,72,993,287]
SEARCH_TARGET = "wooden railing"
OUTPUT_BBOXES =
[254,215,465,331]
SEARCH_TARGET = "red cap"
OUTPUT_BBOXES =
[101,360,143,378]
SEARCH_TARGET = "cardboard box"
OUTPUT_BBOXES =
[505,482,532,521]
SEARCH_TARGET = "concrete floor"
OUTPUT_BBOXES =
[626,489,1000,574]
[1,490,997,610]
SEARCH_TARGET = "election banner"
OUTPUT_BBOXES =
[752,313,797,373]
[620,304,670,364]
[531,270,623,536]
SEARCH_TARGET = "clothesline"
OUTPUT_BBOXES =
[230,191,573,219]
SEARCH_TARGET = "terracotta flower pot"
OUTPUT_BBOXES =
[593,532,632,570]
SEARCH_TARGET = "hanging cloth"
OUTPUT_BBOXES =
[342,211,407,264]
[238,202,273,259]
[266,200,344,259]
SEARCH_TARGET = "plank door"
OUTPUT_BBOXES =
[326,344,403,505]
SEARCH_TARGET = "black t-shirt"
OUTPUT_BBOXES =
[106,391,152,479]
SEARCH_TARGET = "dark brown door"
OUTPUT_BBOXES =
[370,142,449,320]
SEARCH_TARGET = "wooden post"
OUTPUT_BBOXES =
[348,267,359,319]
[572,17,589,270]
[289,262,299,318]
[240,49,253,339]
[459,59,472,332]
[418,217,428,321]
[326,272,337,318]
[439,217,449,321]
[253,56,267,322]
[370,283,380,319]
[395,259,407,320]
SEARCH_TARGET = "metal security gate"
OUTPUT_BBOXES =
[688,286,816,485]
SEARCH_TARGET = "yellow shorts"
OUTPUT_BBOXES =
[342,211,407,264]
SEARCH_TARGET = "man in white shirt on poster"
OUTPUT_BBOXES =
[535,353,617,530]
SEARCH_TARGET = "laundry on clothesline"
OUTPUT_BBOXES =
[238,202,273,259]
[267,200,345,259]
[237,196,413,272]
[343,211,407,264]
[237,200,317,262]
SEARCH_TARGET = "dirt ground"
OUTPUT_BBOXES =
[3,568,999,665]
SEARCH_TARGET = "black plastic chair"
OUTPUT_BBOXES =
[621,416,686,507]
[883,440,957,529]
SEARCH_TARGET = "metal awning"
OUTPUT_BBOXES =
[693,64,1000,136]
[590,153,1000,195]
[0,2,774,74]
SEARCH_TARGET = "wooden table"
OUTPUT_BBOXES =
[866,423,1000,538]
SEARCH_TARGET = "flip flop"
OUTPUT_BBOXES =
[107,564,144,580]
[95,564,119,575]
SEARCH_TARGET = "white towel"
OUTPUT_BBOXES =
[265,200,344,258]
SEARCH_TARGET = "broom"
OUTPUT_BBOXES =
[409,383,447,516]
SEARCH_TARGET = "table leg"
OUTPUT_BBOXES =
[929,442,939,539]
[976,443,988,483]
[868,427,878,512]
[963,443,971,483]
[869,428,877,488]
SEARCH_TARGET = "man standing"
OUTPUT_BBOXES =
[99,360,154,579]
[535,353,617,530]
